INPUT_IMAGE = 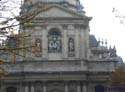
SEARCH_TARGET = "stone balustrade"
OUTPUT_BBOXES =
[0,60,116,74]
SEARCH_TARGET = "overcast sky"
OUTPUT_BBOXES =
[81,0,125,62]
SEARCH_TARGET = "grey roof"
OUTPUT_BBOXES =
[89,35,98,47]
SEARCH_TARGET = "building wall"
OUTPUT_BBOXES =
[2,81,88,92]
[0,1,119,92]
[19,23,89,61]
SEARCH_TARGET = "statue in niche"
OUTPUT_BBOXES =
[35,39,42,52]
[68,38,75,52]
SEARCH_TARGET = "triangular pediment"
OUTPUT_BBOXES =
[35,5,84,18]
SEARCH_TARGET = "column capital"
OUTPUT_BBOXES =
[42,81,47,85]
[64,81,69,85]
[76,81,81,85]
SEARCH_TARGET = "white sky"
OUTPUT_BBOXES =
[81,0,125,62]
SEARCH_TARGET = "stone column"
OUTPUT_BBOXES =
[25,83,29,92]
[63,28,68,59]
[85,27,90,59]
[80,29,85,59]
[31,83,35,92]
[75,29,80,59]
[65,82,68,92]
[77,83,81,92]
[83,84,87,92]
[42,27,48,59]
[43,82,47,92]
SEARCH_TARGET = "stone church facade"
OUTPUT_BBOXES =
[0,0,122,92]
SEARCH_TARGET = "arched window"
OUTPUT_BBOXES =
[48,28,61,36]
[48,28,62,53]
[6,87,17,92]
